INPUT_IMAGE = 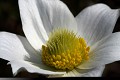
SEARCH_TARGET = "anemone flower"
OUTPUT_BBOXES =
[0,0,120,77]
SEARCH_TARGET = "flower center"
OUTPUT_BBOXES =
[42,28,90,71]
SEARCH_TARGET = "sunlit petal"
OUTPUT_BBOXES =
[18,0,77,51]
[0,32,29,61]
[76,4,119,46]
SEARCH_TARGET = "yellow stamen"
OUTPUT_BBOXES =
[42,28,90,71]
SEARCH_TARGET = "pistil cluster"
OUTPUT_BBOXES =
[42,28,90,71]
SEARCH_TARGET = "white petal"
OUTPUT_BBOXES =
[76,4,119,46]
[9,60,65,76]
[78,66,105,77]
[36,0,77,33]
[78,32,120,69]
[63,66,105,77]
[18,0,77,51]
[0,32,29,61]
[48,66,105,77]
[18,0,47,51]
[17,34,41,64]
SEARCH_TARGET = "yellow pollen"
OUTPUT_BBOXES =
[42,28,90,71]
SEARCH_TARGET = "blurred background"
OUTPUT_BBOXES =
[0,0,120,77]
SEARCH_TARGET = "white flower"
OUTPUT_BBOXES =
[0,0,120,77]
